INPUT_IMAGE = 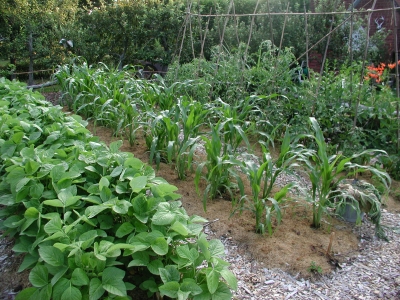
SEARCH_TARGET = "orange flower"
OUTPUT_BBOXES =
[388,63,396,69]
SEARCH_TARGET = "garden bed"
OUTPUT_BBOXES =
[1,91,400,299]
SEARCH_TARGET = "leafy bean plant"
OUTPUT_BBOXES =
[0,79,237,300]
[300,117,390,234]
[233,129,304,235]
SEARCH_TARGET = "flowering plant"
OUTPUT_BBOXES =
[365,61,399,85]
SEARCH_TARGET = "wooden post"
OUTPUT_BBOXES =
[393,0,400,151]
[266,0,274,45]
[353,0,378,130]
[211,0,233,97]
[28,32,34,86]
[279,2,290,52]
[316,1,339,98]
[244,0,260,62]
[175,1,192,81]
[349,1,354,106]
[303,1,310,80]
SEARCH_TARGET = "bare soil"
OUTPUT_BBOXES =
[1,94,400,299]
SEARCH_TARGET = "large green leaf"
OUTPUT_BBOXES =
[219,269,237,291]
[132,194,148,223]
[99,177,109,191]
[129,176,147,193]
[116,222,134,238]
[205,269,219,294]
[44,216,62,234]
[61,286,82,300]
[29,265,48,288]
[147,259,164,275]
[127,251,149,267]
[71,268,90,286]
[176,245,199,263]
[38,246,64,267]
[50,266,68,286]
[159,281,180,299]
[18,253,39,272]
[152,204,176,225]
[210,282,232,300]
[24,207,39,219]
[89,278,105,300]
[180,278,203,295]
[25,160,40,175]
[159,265,180,284]
[102,267,126,297]
[151,237,168,255]
[85,205,109,218]
[53,278,70,300]
[15,287,37,300]
[170,221,189,236]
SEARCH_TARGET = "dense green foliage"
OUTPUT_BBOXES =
[51,58,395,238]
[0,0,390,79]
[0,78,237,300]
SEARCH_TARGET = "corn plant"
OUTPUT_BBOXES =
[213,98,256,154]
[233,130,304,234]
[168,99,208,179]
[300,117,391,231]
[115,96,142,146]
[195,122,242,209]
[142,74,196,111]
[144,98,208,178]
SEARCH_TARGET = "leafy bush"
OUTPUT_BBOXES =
[0,78,237,300]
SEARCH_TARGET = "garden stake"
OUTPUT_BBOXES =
[326,232,336,257]
[392,0,400,151]
[353,0,377,129]
[244,0,260,62]
[316,0,340,98]
[266,0,274,46]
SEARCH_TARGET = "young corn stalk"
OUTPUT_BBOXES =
[195,122,243,210]
[300,117,390,232]
[144,98,207,179]
[234,129,304,234]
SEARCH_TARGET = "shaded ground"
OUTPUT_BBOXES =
[1,93,400,299]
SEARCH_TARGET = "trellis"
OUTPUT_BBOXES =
[174,0,400,150]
